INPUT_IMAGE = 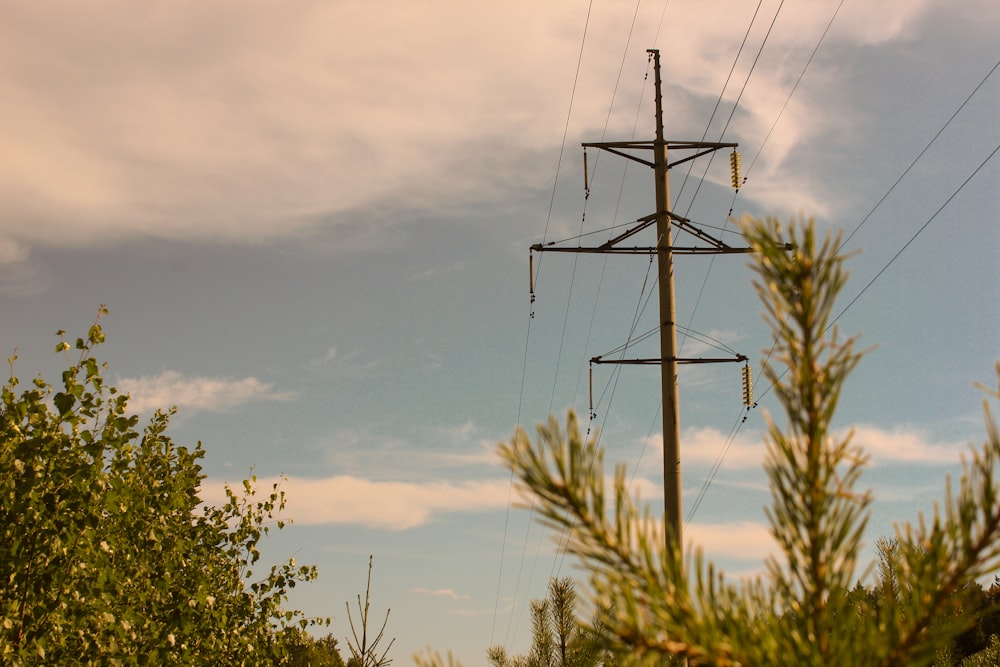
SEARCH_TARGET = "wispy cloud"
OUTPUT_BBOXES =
[309,419,505,484]
[414,338,443,369]
[410,588,472,601]
[308,346,380,378]
[118,370,294,414]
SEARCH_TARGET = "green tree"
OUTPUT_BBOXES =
[0,308,326,665]
[284,629,348,667]
[490,217,1000,666]
[488,577,611,667]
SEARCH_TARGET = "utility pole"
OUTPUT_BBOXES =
[651,49,683,536]
[531,49,750,550]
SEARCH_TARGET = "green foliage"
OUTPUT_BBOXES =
[958,634,1000,667]
[487,577,612,667]
[283,629,348,667]
[492,217,1000,666]
[0,308,326,665]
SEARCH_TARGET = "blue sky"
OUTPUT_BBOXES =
[1,0,998,664]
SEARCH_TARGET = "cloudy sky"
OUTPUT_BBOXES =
[2,0,998,663]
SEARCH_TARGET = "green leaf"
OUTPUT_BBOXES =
[53,392,75,415]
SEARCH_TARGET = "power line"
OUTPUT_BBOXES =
[751,58,1000,406]
[492,0,595,646]
[839,56,1000,252]
[683,0,848,518]
[500,0,649,649]
[674,0,766,206]
[831,142,1000,328]
[742,0,846,181]
[687,139,1000,524]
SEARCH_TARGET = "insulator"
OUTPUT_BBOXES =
[588,364,594,419]
[730,150,742,190]
[583,149,590,199]
[741,364,753,407]
[529,252,535,297]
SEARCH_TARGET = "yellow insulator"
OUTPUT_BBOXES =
[730,150,742,190]
[742,364,753,407]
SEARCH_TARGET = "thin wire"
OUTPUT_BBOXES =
[686,1,849,514]
[751,59,1000,405]
[492,0,595,646]
[831,143,1000,327]
[504,0,647,647]
[743,0,846,181]
[754,141,1000,407]
[673,0,765,205]
[839,56,1000,252]
[686,405,748,525]
[678,0,786,217]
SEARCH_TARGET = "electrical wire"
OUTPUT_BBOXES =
[491,0,595,646]
[682,0,847,520]
[831,142,1000,329]
[838,56,1000,252]
[751,60,1000,406]
[500,0,649,650]
[673,0,765,206]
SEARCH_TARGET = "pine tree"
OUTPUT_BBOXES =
[487,216,1000,667]
[487,577,609,667]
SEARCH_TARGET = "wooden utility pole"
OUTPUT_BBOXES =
[531,49,749,549]
[651,49,683,536]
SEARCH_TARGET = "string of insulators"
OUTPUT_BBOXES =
[730,150,742,191]
[583,149,590,199]
[741,363,753,407]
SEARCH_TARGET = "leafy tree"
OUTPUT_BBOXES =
[284,628,348,667]
[487,217,1000,666]
[0,308,326,665]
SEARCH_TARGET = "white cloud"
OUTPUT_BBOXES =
[849,425,966,465]
[1,0,979,261]
[201,475,515,531]
[118,370,294,414]
[0,1,584,254]
[638,427,767,471]
[634,423,968,474]
[687,520,777,563]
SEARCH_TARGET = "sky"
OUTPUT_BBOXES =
[1,0,999,663]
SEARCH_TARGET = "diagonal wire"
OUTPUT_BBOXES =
[492,0,595,646]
